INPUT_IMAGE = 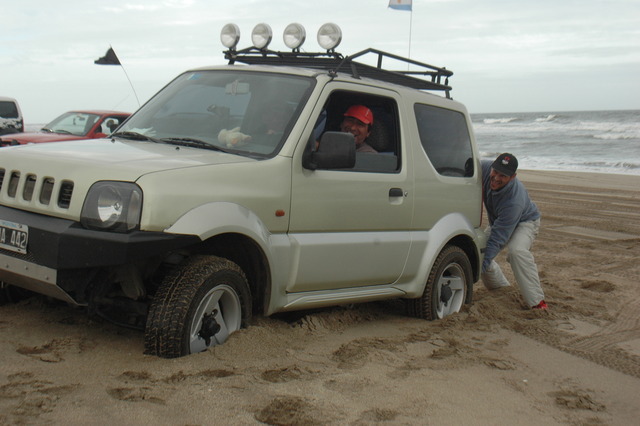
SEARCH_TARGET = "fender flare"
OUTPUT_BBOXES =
[402,212,485,298]
[164,202,293,308]
[165,201,272,243]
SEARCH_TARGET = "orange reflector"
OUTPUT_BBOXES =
[275,209,286,217]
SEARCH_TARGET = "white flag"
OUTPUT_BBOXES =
[388,0,412,11]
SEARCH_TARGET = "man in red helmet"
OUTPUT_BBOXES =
[340,105,377,153]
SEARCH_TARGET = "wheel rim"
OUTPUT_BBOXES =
[435,262,466,318]
[189,284,242,354]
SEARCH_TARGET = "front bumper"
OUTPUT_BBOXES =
[0,205,200,270]
[0,205,200,301]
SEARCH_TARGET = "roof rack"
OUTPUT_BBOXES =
[224,47,453,98]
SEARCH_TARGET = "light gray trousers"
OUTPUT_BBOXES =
[481,219,545,307]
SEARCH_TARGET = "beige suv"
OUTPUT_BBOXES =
[0,23,486,358]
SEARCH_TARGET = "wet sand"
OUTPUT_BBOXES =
[1,170,639,425]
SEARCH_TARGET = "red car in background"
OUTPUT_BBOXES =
[0,110,130,147]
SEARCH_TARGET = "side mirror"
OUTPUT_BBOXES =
[303,131,356,170]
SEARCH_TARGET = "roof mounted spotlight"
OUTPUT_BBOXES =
[220,23,241,50]
[317,23,342,52]
[283,23,306,51]
[251,23,273,50]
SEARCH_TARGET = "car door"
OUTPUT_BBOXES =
[286,85,414,293]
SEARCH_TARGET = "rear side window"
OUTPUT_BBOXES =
[0,101,19,119]
[414,104,474,177]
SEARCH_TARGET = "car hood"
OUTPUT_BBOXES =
[1,138,254,179]
[0,139,257,220]
[0,131,86,144]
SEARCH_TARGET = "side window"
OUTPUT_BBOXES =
[313,90,401,173]
[414,104,474,177]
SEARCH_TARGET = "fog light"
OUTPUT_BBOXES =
[252,23,273,49]
[220,23,240,49]
[317,23,342,51]
[284,23,306,50]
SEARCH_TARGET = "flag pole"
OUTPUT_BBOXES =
[94,46,141,108]
[112,45,141,108]
[408,8,413,62]
[388,1,413,65]
[119,63,141,108]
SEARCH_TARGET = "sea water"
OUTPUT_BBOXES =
[472,110,640,175]
[25,109,639,175]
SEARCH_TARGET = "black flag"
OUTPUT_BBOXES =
[94,47,121,65]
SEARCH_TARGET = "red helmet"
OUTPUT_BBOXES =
[344,105,374,125]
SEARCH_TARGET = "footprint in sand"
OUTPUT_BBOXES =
[261,366,304,383]
[106,387,166,405]
[254,396,329,425]
[15,337,95,363]
[0,372,79,422]
[550,388,606,412]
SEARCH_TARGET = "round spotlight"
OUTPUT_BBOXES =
[220,23,240,49]
[317,23,342,51]
[283,23,306,50]
[251,23,273,49]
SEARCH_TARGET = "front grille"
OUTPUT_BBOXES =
[40,178,55,204]
[1,170,74,209]
[8,172,19,197]
[23,174,37,201]
[58,181,74,208]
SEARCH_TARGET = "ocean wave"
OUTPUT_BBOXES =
[535,114,557,122]
[483,117,519,124]
[593,133,637,140]
[581,161,640,171]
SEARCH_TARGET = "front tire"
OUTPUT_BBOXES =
[408,245,472,320]
[144,255,251,358]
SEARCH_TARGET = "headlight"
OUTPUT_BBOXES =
[81,182,142,232]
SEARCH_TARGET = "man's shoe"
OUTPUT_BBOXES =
[532,300,548,310]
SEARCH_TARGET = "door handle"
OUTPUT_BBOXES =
[389,188,404,197]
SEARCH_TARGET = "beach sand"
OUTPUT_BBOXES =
[1,170,639,425]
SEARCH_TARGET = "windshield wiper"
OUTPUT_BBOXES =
[161,137,228,152]
[111,131,164,143]
[111,133,229,153]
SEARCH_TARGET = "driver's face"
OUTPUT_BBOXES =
[340,116,370,146]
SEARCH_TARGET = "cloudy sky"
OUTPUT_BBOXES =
[2,0,638,123]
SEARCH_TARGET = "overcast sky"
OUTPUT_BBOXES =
[2,0,638,123]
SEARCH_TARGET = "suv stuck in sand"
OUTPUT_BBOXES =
[0,23,486,358]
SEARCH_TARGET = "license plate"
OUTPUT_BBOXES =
[0,220,28,254]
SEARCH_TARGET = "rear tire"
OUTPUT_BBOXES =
[144,255,251,358]
[408,245,472,320]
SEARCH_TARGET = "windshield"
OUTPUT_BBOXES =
[118,70,315,157]
[43,112,101,136]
